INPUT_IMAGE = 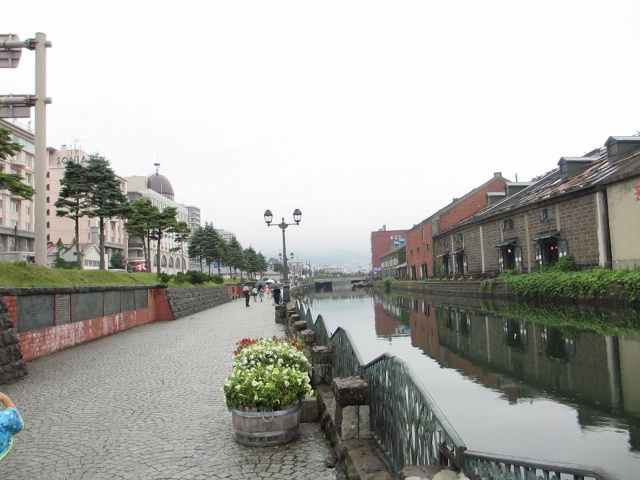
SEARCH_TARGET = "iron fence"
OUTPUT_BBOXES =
[294,301,621,480]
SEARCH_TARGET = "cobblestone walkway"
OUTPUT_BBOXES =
[0,297,338,479]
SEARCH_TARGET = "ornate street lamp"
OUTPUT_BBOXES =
[264,209,302,302]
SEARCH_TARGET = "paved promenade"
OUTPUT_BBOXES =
[0,296,339,479]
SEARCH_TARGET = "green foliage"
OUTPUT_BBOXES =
[54,257,79,270]
[173,272,188,284]
[55,154,131,269]
[222,337,312,409]
[185,270,212,285]
[110,252,126,270]
[482,264,640,302]
[188,223,229,275]
[381,277,396,291]
[0,128,36,200]
[0,262,161,287]
[157,272,173,284]
[226,237,244,277]
[210,275,224,285]
[551,255,578,272]
[125,198,159,272]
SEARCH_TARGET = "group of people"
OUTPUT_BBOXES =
[242,281,282,306]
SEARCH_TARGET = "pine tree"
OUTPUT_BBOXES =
[84,155,132,270]
[54,161,92,269]
[151,206,179,275]
[170,221,191,273]
[227,236,244,279]
[125,199,161,273]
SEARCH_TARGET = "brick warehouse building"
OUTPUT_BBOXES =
[432,135,640,275]
[405,172,510,279]
[370,226,406,276]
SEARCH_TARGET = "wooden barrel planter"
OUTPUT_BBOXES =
[231,401,301,446]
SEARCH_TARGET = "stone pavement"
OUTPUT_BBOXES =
[0,296,339,480]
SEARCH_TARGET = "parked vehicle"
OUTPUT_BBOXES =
[0,252,35,264]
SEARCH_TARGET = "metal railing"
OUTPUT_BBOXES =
[464,451,624,480]
[295,301,622,480]
[365,354,466,471]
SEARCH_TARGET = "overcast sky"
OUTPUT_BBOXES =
[4,1,640,267]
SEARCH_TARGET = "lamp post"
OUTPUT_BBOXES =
[264,209,301,303]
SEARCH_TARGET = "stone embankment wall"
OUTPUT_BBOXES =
[0,298,27,385]
[165,286,231,319]
[388,280,638,307]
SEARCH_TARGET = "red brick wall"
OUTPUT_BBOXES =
[406,177,507,279]
[226,283,243,298]
[371,229,407,269]
[439,177,506,231]
[3,296,18,327]
[4,287,174,362]
[406,221,433,279]
[148,288,174,321]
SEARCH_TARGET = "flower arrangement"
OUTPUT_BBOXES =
[222,337,313,410]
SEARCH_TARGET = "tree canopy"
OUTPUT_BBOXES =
[0,127,36,200]
[55,160,92,268]
[84,155,132,269]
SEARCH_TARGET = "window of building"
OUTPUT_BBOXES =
[24,205,30,215]
[10,201,18,212]
[24,222,30,230]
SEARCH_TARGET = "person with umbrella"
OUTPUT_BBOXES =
[256,282,266,302]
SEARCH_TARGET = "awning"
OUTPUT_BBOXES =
[453,249,464,255]
[495,238,517,248]
[395,262,407,269]
[532,231,560,242]
[437,252,450,258]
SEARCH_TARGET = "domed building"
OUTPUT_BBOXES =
[146,164,175,201]
[125,165,190,273]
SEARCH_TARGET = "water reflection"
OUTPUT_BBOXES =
[303,284,640,479]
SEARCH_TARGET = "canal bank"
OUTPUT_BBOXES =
[383,278,640,308]
[302,284,637,479]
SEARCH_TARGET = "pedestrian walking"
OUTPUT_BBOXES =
[258,285,265,302]
[272,285,282,305]
[243,284,251,307]
[252,287,258,302]
[265,284,271,299]
[0,392,24,462]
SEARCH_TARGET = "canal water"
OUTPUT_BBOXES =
[303,285,640,479]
